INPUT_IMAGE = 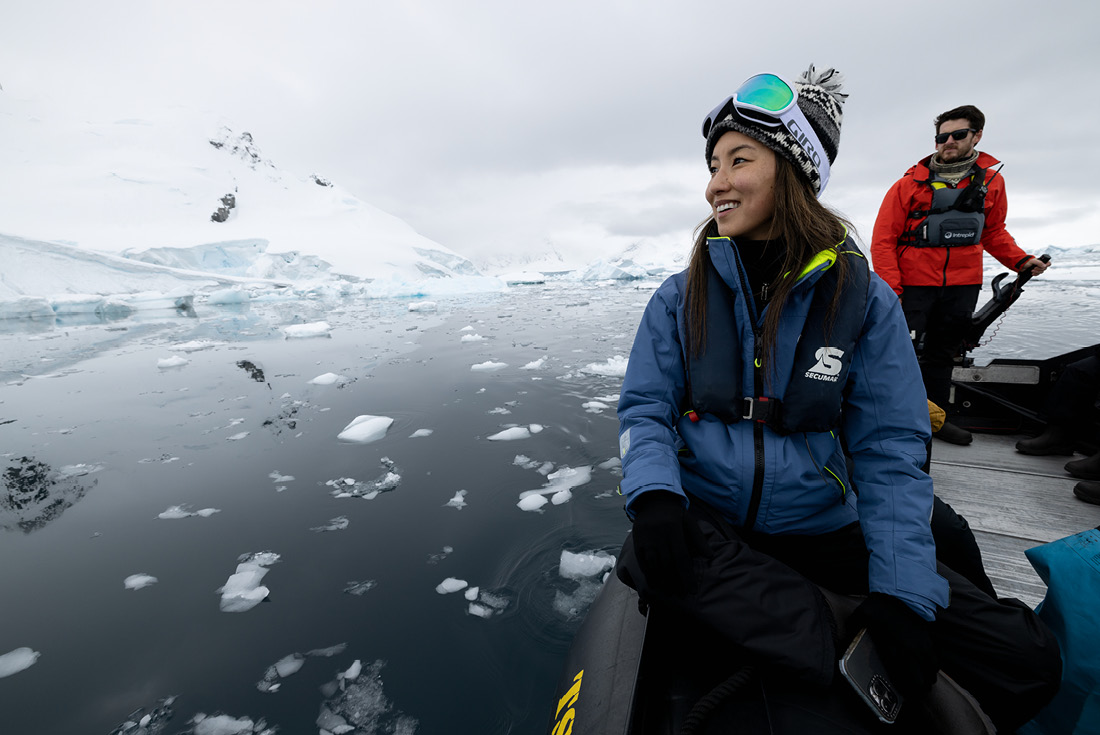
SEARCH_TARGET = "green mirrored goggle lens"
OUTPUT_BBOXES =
[733,74,795,113]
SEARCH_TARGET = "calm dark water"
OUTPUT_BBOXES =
[0,281,656,734]
[2,263,1096,735]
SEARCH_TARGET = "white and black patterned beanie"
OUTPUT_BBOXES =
[705,65,847,195]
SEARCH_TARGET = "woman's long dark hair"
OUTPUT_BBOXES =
[685,155,855,377]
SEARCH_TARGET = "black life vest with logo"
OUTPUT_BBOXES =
[901,166,989,247]
[686,245,869,434]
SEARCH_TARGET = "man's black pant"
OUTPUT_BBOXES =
[617,499,1062,733]
[901,284,981,408]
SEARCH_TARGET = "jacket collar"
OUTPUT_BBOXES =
[707,229,854,292]
[912,151,1003,183]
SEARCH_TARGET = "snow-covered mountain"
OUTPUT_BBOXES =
[0,95,488,299]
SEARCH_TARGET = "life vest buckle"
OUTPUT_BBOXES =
[742,396,779,423]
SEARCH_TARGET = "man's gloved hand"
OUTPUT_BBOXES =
[630,491,699,596]
[851,592,939,698]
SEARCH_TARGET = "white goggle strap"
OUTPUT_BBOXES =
[782,102,830,195]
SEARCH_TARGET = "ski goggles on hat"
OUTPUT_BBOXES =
[934,128,977,144]
[702,73,831,194]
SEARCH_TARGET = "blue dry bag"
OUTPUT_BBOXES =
[1019,527,1100,734]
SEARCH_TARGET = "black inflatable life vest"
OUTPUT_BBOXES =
[900,166,994,248]
[686,243,869,435]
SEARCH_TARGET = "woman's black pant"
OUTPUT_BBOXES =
[616,500,1062,733]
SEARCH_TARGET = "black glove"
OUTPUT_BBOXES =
[850,592,939,698]
[630,491,699,596]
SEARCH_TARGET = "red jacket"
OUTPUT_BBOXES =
[870,151,1034,295]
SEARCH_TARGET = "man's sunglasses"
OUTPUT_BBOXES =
[935,128,977,144]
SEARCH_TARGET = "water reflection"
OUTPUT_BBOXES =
[0,456,98,533]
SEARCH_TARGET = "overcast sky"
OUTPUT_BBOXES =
[3,1,1098,265]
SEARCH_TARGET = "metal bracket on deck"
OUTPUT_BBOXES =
[952,364,1041,385]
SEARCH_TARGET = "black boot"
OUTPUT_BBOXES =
[1065,450,1100,481]
[1015,424,1076,456]
[934,421,973,446]
[1073,480,1100,506]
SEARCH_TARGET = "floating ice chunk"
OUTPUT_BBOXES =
[471,360,507,371]
[464,586,479,601]
[530,424,544,433]
[269,471,295,483]
[283,321,332,339]
[307,643,348,657]
[218,552,280,613]
[518,494,548,511]
[513,454,540,470]
[207,287,249,305]
[598,457,622,471]
[275,654,305,678]
[583,355,629,377]
[518,466,592,511]
[0,647,40,678]
[551,488,573,504]
[460,333,486,342]
[50,294,105,314]
[226,431,249,441]
[445,490,468,509]
[465,589,510,618]
[436,577,468,594]
[189,713,261,735]
[308,372,346,386]
[158,505,220,519]
[583,401,609,413]
[409,428,433,438]
[342,659,362,681]
[157,355,189,369]
[554,579,605,619]
[488,426,535,441]
[257,651,307,693]
[521,356,547,370]
[174,339,222,352]
[316,659,417,734]
[57,462,104,478]
[549,466,590,486]
[408,301,436,312]
[125,574,158,590]
[326,460,401,499]
[337,415,394,443]
[427,546,453,564]
[311,516,349,532]
[122,289,194,312]
[559,550,616,579]
[0,296,54,319]
[343,580,377,596]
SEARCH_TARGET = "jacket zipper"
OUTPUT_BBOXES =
[731,250,766,530]
[745,340,766,530]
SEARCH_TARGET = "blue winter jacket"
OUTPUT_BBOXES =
[617,235,951,620]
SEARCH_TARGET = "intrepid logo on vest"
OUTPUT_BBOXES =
[943,229,978,241]
[806,347,844,381]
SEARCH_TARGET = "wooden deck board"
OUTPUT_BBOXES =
[928,432,1100,607]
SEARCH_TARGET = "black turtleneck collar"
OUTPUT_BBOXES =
[733,237,787,310]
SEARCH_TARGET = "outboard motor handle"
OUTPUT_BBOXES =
[962,254,1051,352]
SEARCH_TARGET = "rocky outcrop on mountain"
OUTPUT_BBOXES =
[208,127,275,171]
[311,174,333,187]
[211,192,237,222]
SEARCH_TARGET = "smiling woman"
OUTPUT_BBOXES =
[610,64,1063,732]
